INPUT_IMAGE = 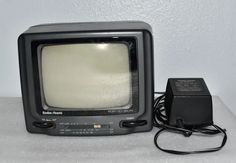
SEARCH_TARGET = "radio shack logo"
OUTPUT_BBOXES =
[42,111,63,115]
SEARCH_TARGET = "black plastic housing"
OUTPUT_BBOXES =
[18,21,154,136]
[165,78,213,127]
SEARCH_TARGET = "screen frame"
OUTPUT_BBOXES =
[37,41,135,113]
[24,32,145,117]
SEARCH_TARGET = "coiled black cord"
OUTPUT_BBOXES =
[153,93,227,155]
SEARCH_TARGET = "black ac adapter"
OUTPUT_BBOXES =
[153,78,227,154]
[165,78,213,128]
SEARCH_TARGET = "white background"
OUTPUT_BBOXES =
[0,0,235,114]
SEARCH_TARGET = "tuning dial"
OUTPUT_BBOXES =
[122,120,147,128]
[33,121,55,129]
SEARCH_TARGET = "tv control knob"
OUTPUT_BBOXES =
[122,120,147,128]
[33,121,55,129]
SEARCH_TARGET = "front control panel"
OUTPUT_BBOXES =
[57,122,114,135]
[32,119,149,136]
[33,121,115,135]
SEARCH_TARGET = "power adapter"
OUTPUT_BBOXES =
[165,78,213,128]
[153,78,227,154]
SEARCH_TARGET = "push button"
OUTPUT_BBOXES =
[33,121,54,129]
[122,120,147,128]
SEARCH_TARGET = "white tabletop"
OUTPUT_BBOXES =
[0,96,236,163]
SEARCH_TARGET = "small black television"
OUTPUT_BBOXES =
[18,21,154,136]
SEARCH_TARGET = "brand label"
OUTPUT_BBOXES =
[42,111,63,115]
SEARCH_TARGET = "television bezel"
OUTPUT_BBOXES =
[20,31,146,117]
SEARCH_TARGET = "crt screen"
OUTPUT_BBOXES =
[40,43,132,110]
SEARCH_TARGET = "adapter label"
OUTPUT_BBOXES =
[175,79,203,92]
